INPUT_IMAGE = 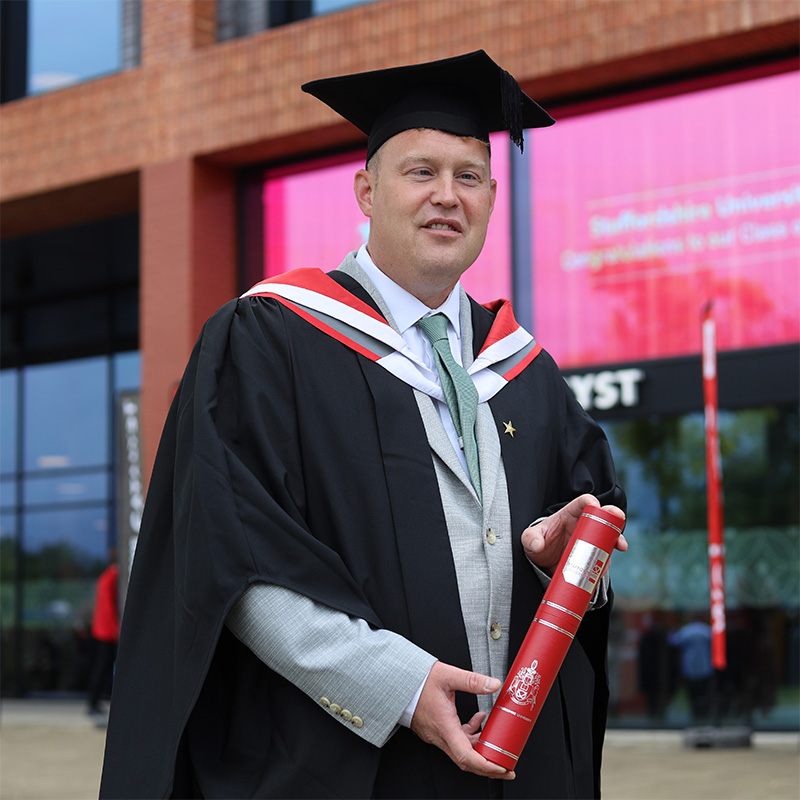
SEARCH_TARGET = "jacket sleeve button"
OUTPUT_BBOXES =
[330,703,342,715]
[351,716,364,728]
[320,697,331,708]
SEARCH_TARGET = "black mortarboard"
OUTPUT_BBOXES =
[302,50,554,161]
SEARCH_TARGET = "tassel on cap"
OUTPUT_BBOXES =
[500,67,526,153]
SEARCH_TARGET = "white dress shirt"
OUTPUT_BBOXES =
[355,244,470,475]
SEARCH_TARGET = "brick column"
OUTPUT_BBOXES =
[140,157,237,481]
[140,0,216,66]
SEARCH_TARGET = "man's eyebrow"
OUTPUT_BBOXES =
[397,153,489,172]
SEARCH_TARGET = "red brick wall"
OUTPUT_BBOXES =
[140,0,216,65]
[140,159,195,433]
[1,0,797,478]
[140,158,236,463]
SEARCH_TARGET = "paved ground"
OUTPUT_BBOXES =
[1,699,798,799]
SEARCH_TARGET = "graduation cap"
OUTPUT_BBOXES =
[302,50,554,162]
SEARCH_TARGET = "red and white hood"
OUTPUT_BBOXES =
[242,268,542,404]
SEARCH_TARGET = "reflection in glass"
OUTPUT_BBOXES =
[21,507,108,693]
[1,479,16,509]
[114,352,141,392]
[3,351,138,696]
[24,296,111,353]
[313,0,375,14]
[27,0,122,95]
[23,358,109,472]
[23,507,109,573]
[601,405,799,730]
[0,512,18,694]
[23,470,109,506]
[1,370,18,475]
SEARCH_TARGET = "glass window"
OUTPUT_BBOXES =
[530,70,800,369]
[0,511,18,693]
[1,370,18,475]
[602,405,799,730]
[113,288,140,343]
[1,215,139,366]
[2,350,138,697]
[23,358,109,472]
[23,296,112,354]
[21,506,108,693]
[261,133,511,302]
[23,506,109,574]
[0,480,16,509]
[27,0,123,95]
[114,352,141,392]
[1,213,139,695]
[604,406,799,609]
[23,471,108,507]
[218,0,377,39]
[0,511,17,585]
[313,0,375,14]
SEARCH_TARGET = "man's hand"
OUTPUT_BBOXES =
[521,494,627,574]
[410,661,515,780]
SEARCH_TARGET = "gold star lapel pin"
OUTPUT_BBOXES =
[503,421,516,437]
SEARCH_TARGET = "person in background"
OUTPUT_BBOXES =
[669,613,714,723]
[86,548,119,717]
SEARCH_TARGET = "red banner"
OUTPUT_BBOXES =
[702,303,727,670]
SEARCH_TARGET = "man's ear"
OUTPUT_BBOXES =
[354,168,374,217]
[488,177,498,218]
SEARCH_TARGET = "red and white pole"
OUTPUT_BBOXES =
[702,302,727,671]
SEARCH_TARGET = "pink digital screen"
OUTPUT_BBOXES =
[531,70,800,368]
[262,133,511,302]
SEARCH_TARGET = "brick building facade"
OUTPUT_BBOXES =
[2,0,797,477]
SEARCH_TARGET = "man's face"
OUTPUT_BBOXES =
[354,128,497,307]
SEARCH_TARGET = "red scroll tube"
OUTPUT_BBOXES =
[474,506,624,771]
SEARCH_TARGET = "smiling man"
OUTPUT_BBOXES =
[354,128,497,308]
[100,51,626,800]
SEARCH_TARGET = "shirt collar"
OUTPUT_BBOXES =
[355,244,462,337]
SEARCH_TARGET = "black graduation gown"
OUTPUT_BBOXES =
[99,273,625,800]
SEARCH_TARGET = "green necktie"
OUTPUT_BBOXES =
[416,313,482,502]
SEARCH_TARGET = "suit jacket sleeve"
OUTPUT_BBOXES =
[226,582,437,747]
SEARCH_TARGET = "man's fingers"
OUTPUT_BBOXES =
[471,671,501,695]
[442,724,513,779]
[411,663,514,780]
[599,503,626,522]
[527,530,545,552]
[449,739,514,779]
[597,504,627,550]
[462,711,487,737]
[439,662,500,695]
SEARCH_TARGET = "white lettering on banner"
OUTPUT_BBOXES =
[589,201,714,237]
[565,368,645,411]
[122,398,144,535]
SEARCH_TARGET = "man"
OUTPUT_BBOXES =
[100,51,626,799]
